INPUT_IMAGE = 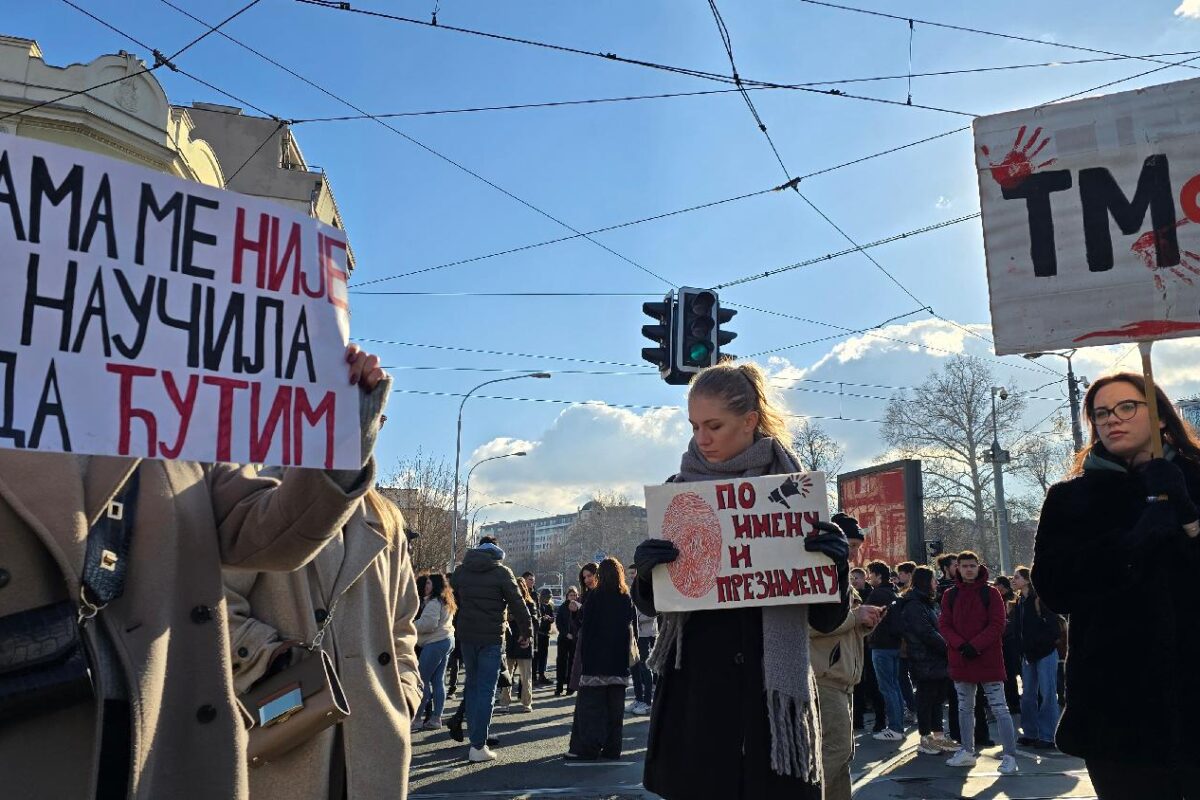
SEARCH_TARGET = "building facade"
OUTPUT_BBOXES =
[0,35,223,186]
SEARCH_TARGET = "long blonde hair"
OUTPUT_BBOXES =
[688,361,791,447]
[364,488,405,545]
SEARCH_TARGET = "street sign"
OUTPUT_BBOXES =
[974,76,1200,354]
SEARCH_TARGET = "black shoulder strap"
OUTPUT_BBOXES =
[981,583,991,610]
[947,586,959,610]
[80,468,141,617]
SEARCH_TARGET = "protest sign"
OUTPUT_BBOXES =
[974,76,1200,355]
[646,471,836,612]
[0,132,360,468]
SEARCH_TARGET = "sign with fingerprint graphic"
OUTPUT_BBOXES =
[645,472,837,612]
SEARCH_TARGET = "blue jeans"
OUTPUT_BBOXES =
[417,637,453,721]
[632,636,656,704]
[871,648,905,733]
[461,641,503,749]
[1020,652,1060,742]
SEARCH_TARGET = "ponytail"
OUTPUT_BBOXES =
[689,360,792,448]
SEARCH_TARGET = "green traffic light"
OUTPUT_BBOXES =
[688,341,712,363]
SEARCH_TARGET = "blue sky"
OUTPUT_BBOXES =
[11,0,1200,519]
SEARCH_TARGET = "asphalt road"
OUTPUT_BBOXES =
[409,645,1096,800]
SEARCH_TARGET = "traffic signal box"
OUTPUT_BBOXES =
[641,288,737,385]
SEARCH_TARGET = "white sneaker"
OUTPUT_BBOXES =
[998,755,1019,775]
[872,729,903,741]
[468,746,498,763]
[635,701,652,715]
[917,735,942,755]
[626,700,641,712]
[945,748,977,768]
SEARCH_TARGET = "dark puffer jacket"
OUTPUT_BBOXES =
[1034,449,1200,767]
[900,593,948,681]
[449,544,532,646]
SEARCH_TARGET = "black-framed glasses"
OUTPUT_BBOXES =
[1090,399,1147,424]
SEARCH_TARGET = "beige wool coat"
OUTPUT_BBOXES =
[0,451,371,800]
[223,500,423,800]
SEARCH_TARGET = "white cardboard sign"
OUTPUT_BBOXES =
[0,133,360,468]
[974,76,1200,355]
[646,472,836,612]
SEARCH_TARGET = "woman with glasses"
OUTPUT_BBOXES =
[1034,372,1200,799]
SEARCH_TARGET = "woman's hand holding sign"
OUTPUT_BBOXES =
[345,343,386,390]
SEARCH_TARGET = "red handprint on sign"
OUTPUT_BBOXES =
[980,125,1056,190]
[1131,219,1200,291]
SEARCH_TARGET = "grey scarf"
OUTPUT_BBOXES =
[648,436,822,783]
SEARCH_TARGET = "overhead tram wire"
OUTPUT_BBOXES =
[294,0,977,118]
[274,50,1200,123]
[704,0,972,353]
[391,387,888,424]
[794,0,1200,75]
[2,0,278,126]
[156,0,676,289]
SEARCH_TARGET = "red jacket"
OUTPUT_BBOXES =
[937,566,1007,683]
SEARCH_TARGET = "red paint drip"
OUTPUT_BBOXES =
[1074,320,1200,342]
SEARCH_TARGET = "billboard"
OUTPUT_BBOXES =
[837,459,924,567]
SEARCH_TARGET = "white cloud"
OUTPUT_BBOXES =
[935,195,953,209]
[469,403,688,515]
[1176,0,1200,18]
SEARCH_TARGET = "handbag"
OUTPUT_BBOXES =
[0,469,140,724]
[0,600,93,723]
[240,648,350,767]
[628,624,641,668]
[239,598,351,767]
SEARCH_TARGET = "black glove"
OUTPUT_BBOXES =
[830,512,862,540]
[633,539,679,578]
[959,643,979,659]
[1139,458,1199,525]
[805,521,850,563]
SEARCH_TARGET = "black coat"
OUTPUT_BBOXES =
[577,590,635,677]
[1034,453,1200,767]
[505,598,538,659]
[899,594,948,681]
[1014,589,1059,663]
[536,601,555,637]
[554,600,574,642]
[865,583,903,649]
[633,568,847,799]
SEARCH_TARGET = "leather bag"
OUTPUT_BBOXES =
[0,600,93,723]
[240,648,350,768]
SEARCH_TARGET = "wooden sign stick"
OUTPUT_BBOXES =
[1138,341,1165,460]
[1138,341,1199,537]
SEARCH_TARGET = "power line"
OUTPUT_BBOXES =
[270,50,1198,123]
[164,0,263,62]
[795,0,1200,74]
[293,0,976,117]
[390,387,888,423]
[4,1,278,127]
[158,0,676,289]
[222,120,285,187]
[715,213,979,289]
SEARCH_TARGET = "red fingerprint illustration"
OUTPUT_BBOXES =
[661,492,722,599]
[980,125,1055,190]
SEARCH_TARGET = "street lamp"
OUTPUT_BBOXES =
[1023,350,1088,452]
[463,451,526,543]
[986,386,1013,575]
[451,373,551,565]
[470,500,514,548]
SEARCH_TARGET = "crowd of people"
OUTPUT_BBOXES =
[5,349,1200,800]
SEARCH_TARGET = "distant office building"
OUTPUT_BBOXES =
[1180,399,1200,433]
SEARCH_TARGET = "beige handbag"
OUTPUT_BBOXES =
[628,624,641,668]
[239,601,351,767]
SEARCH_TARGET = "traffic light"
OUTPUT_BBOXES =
[642,291,675,375]
[676,288,737,374]
[641,291,692,385]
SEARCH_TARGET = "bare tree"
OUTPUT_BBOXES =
[562,490,646,569]
[379,449,460,573]
[791,418,845,476]
[1011,415,1074,496]
[880,355,1026,546]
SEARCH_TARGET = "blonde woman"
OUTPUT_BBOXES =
[631,361,851,799]
[223,488,422,800]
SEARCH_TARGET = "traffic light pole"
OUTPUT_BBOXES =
[988,386,1013,575]
[1066,357,1084,453]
